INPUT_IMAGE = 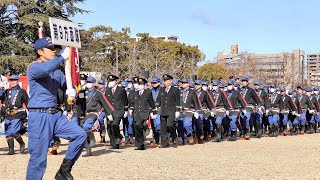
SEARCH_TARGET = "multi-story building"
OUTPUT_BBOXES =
[216,45,305,88]
[307,54,320,86]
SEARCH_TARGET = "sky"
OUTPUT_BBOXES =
[72,0,320,64]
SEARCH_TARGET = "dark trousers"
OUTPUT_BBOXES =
[160,114,177,144]
[134,116,146,146]
[111,117,122,146]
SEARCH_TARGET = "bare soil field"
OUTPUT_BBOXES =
[1,133,320,180]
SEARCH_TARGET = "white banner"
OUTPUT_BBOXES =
[49,17,81,48]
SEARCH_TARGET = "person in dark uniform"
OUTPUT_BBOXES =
[201,81,216,140]
[312,88,320,132]
[105,74,128,149]
[295,86,313,135]
[209,80,232,142]
[194,80,214,143]
[26,37,87,180]
[156,74,180,148]
[1,74,28,155]
[279,88,297,136]
[240,77,261,140]
[306,88,317,134]
[73,74,88,125]
[226,80,247,141]
[267,85,282,137]
[177,78,200,145]
[253,81,269,138]
[81,76,114,157]
[129,78,156,150]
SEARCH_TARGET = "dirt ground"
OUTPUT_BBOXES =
[1,132,320,180]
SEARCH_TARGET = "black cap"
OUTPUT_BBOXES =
[107,74,119,81]
[138,78,147,84]
[80,74,88,80]
[132,76,139,83]
[162,74,173,81]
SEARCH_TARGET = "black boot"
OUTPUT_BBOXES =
[6,137,14,155]
[228,131,237,141]
[134,144,145,150]
[289,128,293,136]
[269,126,274,137]
[15,135,25,153]
[211,126,221,142]
[55,158,75,180]
[300,125,305,135]
[82,140,92,157]
[88,131,96,147]
[254,123,262,138]
[283,125,288,136]
[310,123,315,134]
[274,125,279,137]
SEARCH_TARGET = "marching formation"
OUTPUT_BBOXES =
[0,37,319,180]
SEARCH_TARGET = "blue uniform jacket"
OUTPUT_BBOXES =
[27,56,66,108]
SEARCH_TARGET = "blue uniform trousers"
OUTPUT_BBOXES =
[177,116,193,137]
[268,115,279,126]
[26,111,86,180]
[123,116,134,137]
[228,115,238,132]
[5,119,24,137]
[151,115,161,137]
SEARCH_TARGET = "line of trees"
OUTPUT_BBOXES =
[1,0,229,81]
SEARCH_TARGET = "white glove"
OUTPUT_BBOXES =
[128,109,133,116]
[66,88,76,100]
[242,109,247,115]
[226,110,229,116]
[194,111,199,119]
[59,46,70,59]
[107,114,113,121]
[175,111,180,119]
[210,110,215,117]
[292,111,297,115]
[123,111,128,118]
[258,107,262,113]
[150,113,157,119]
[265,109,269,115]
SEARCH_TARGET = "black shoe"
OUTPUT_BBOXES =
[274,125,279,137]
[172,140,178,148]
[211,126,222,142]
[134,145,145,150]
[110,144,120,149]
[254,124,262,138]
[55,159,75,180]
[310,124,315,134]
[49,150,58,155]
[88,131,96,147]
[82,141,92,157]
[6,137,14,155]
[15,135,25,153]
[159,143,170,148]
[228,131,237,141]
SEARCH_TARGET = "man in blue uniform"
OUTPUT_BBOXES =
[97,79,107,144]
[26,37,87,180]
[149,77,162,146]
